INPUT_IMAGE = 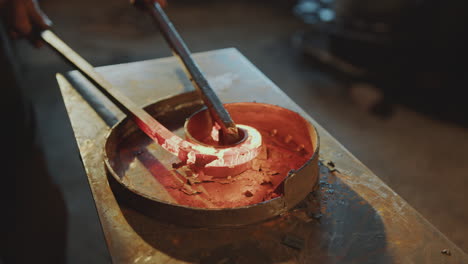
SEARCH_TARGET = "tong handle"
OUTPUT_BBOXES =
[41,30,157,127]
[137,1,240,145]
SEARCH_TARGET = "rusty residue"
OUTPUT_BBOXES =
[116,103,315,209]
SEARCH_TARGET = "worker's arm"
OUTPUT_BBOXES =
[0,0,167,47]
[0,0,51,47]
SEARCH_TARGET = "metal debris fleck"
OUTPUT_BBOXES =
[441,249,451,256]
[319,159,338,172]
[311,212,322,219]
[282,235,305,250]
[243,190,254,197]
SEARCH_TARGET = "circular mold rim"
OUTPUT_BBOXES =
[103,93,320,227]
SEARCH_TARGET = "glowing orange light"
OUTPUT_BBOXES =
[133,114,262,177]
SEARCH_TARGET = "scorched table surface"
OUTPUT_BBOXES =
[58,48,467,263]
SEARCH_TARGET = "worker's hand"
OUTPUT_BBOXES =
[0,0,52,47]
[154,0,167,7]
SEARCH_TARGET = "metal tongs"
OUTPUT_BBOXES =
[132,0,241,145]
[41,9,260,173]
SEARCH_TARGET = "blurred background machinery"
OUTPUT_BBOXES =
[293,0,468,123]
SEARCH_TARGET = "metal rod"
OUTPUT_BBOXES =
[41,30,167,136]
[44,30,262,185]
[139,1,240,145]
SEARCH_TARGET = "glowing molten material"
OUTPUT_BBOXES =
[113,102,316,209]
[133,114,262,176]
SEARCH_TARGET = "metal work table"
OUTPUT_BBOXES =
[58,48,467,263]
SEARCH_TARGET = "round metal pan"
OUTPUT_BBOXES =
[105,91,319,227]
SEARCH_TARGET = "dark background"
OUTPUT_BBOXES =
[11,0,468,262]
